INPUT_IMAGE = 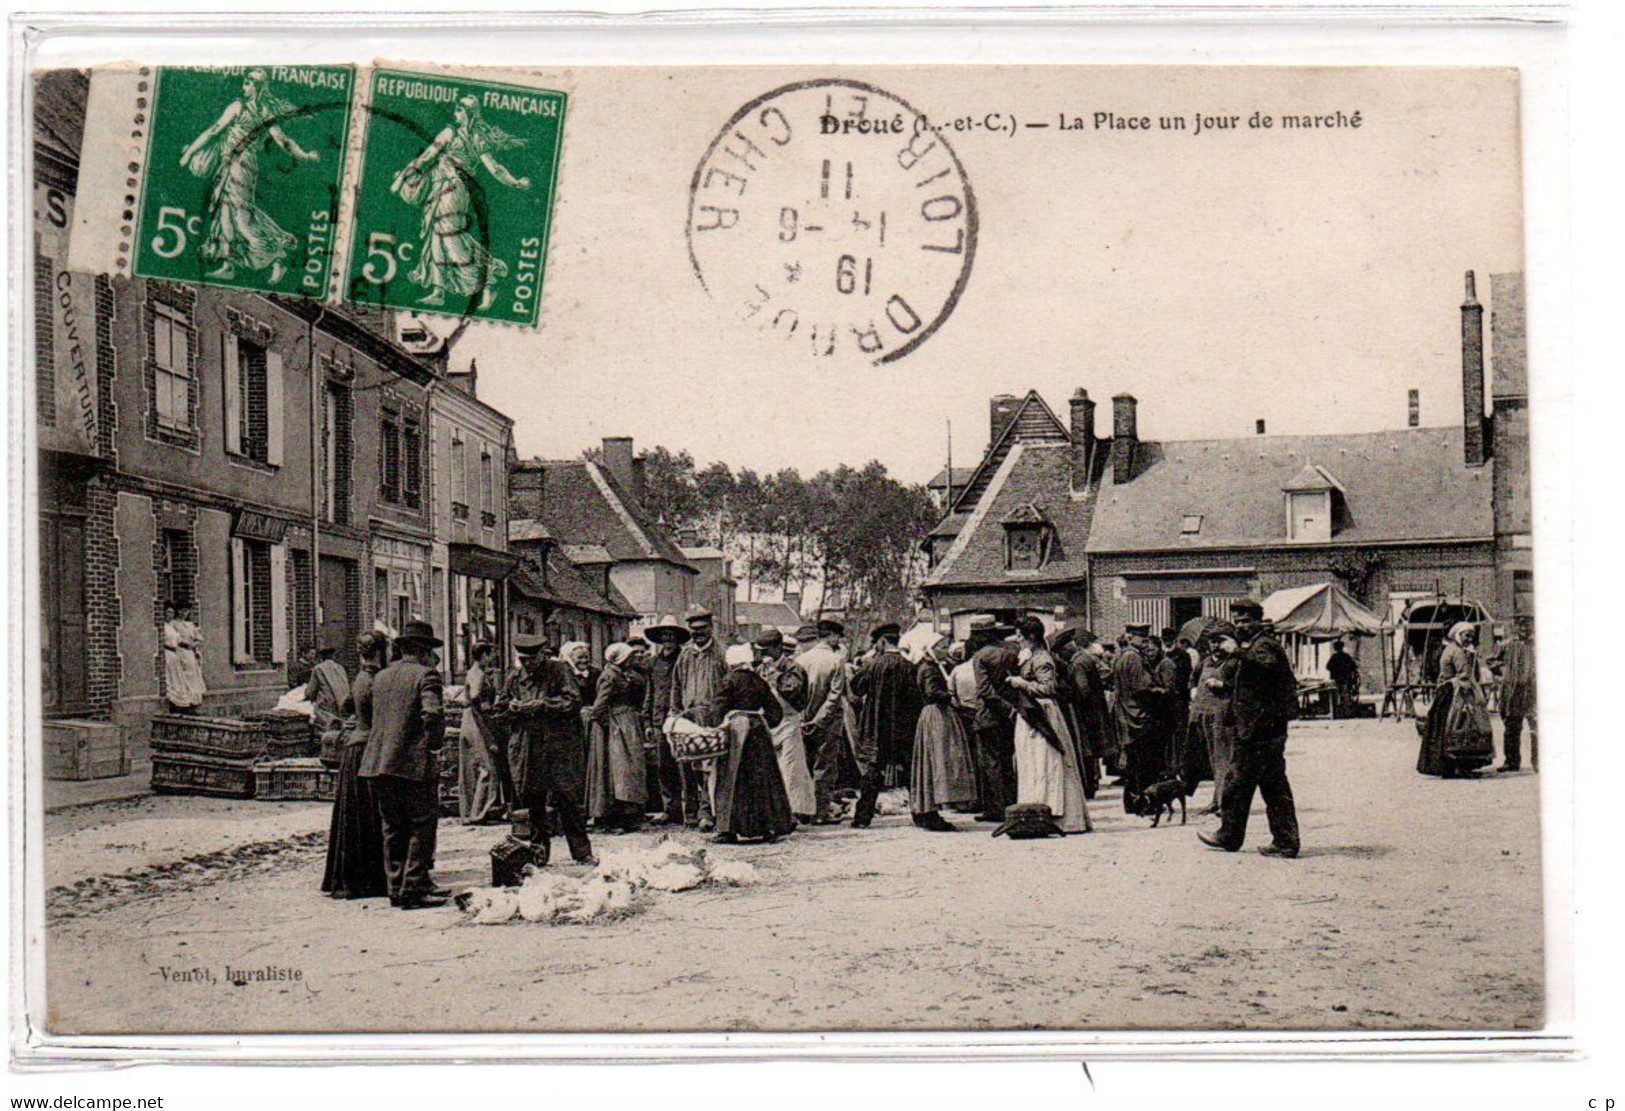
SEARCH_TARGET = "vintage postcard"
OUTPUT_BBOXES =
[27,62,1538,1040]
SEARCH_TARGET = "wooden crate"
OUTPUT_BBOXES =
[151,752,257,798]
[152,713,316,761]
[44,720,129,781]
[254,758,336,802]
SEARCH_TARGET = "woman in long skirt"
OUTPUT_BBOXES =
[321,632,390,899]
[1418,622,1495,778]
[707,645,796,843]
[1007,617,1092,834]
[161,603,207,714]
[910,641,977,831]
[758,635,818,821]
[457,642,504,825]
[586,643,649,832]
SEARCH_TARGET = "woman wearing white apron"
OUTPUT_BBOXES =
[1007,616,1092,833]
[754,630,817,822]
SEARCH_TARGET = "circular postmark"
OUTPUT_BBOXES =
[687,79,977,366]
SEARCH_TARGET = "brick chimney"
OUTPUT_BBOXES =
[601,436,640,499]
[990,394,1021,446]
[1111,393,1138,485]
[1408,388,1420,427]
[1462,270,1487,467]
[509,461,546,517]
[1068,388,1096,489]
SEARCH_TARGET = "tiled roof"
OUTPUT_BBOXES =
[508,518,554,543]
[927,512,969,540]
[1087,426,1493,553]
[737,599,804,627]
[926,442,1096,589]
[519,460,695,570]
[511,544,639,618]
[1281,462,1344,493]
[949,390,1070,513]
[926,466,976,490]
[562,543,613,565]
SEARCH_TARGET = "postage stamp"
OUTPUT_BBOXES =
[134,65,356,298]
[342,68,568,327]
[687,79,977,365]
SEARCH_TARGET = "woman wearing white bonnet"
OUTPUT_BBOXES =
[585,642,649,832]
[1417,620,1494,778]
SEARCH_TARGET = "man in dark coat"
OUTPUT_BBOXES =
[1113,623,1165,813]
[968,615,1020,822]
[1201,601,1302,858]
[1495,618,1537,773]
[849,622,923,828]
[1326,639,1360,719]
[359,620,448,909]
[641,614,690,822]
[502,632,595,866]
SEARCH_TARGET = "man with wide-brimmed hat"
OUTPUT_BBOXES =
[1199,599,1301,858]
[795,617,852,822]
[503,631,595,866]
[360,620,450,909]
[640,615,691,822]
[966,615,1019,822]
[666,605,725,830]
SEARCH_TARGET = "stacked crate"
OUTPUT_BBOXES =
[150,711,317,799]
[43,720,129,781]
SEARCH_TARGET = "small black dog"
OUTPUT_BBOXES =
[1139,777,1187,827]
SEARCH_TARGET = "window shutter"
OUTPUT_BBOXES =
[269,542,288,663]
[266,350,284,466]
[223,334,242,455]
[231,538,252,664]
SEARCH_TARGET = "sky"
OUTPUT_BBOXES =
[441,65,1522,485]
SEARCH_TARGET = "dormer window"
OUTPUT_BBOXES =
[1002,502,1053,571]
[1282,462,1343,542]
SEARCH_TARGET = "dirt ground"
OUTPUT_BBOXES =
[39,719,1543,1035]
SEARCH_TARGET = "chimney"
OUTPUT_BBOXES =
[676,527,699,547]
[989,394,1021,446]
[601,436,639,498]
[1068,388,1096,489]
[1462,270,1487,467]
[1111,393,1138,485]
[1408,388,1420,428]
[1256,419,1267,436]
[509,462,546,517]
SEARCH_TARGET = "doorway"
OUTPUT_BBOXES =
[319,555,355,671]
[1169,596,1204,635]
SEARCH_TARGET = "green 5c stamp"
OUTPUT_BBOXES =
[345,69,566,327]
[136,65,355,297]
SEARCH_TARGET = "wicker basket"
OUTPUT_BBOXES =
[152,712,316,761]
[665,719,730,763]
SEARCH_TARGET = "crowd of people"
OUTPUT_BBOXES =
[314,596,1335,910]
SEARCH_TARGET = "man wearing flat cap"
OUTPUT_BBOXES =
[849,622,922,828]
[666,605,726,830]
[360,620,449,909]
[1199,599,1301,858]
[796,617,852,822]
[502,631,595,866]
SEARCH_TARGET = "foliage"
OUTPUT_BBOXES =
[619,446,935,625]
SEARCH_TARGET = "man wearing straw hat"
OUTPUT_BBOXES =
[360,619,449,909]
[667,606,726,831]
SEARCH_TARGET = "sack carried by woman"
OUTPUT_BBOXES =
[1443,688,1493,760]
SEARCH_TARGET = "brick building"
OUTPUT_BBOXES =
[32,72,514,769]
[921,270,1531,692]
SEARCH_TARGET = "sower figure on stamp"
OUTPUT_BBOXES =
[1200,601,1302,859]
[666,607,727,832]
[177,68,320,285]
[359,620,451,909]
[502,632,595,867]
[795,618,852,824]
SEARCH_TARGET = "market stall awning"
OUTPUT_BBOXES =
[448,542,522,581]
[1262,582,1385,639]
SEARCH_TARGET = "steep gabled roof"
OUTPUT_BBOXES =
[949,390,1070,513]
[515,459,695,571]
[1086,426,1493,553]
[736,599,804,628]
[926,442,1097,589]
[510,542,639,618]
